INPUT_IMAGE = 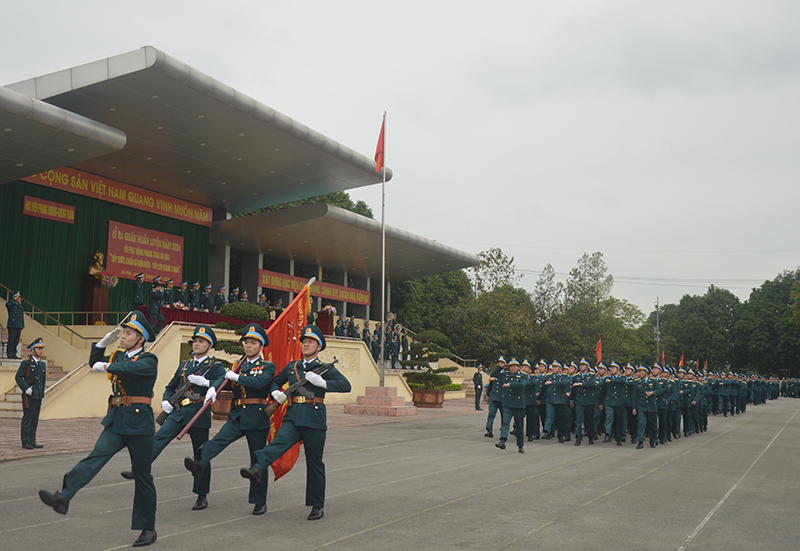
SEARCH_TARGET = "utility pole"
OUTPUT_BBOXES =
[653,297,661,362]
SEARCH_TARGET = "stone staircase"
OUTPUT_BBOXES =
[0,355,69,419]
[344,386,417,416]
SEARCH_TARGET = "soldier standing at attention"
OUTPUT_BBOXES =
[132,273,145,310]
[120,325,225,511]
[473,365,484,410]
[5,291,24,359]
[188,282,200,310]
[200,284,213,312]
[214,286,226,313]
[164,279,175,305]
[39,313,159,547]
[228,287,240,303]
[484,356,507,438]
[240,290,249,303]
[175,281,188,307]
[495,357,526,453]
[16,337,46,449]
[240,325,351,521]
[148,277,165,334]
[184,324,273,515]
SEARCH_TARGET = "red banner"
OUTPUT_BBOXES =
[22,166,212,227]
[106,221,184,282]
[22,195,75,224]
[259,269,371,305]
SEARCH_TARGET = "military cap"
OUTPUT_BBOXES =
[233,287,239,292]
[579,357,590,366]
[550,359,562,368]
[135,273,144,279]
[538,359,547,366]
[598,362,608,370]
[300,325,326,350]
[241,323,268,347]
[218,286,226,291]
[124,311,156,342]
[609,361,620,370]
[28,337,44,349]
[522,359,531,368]
[507,357,520,366]
[636,365,649,373]
[180,281,187,286]
[496,355,506,364]
[205,284,212,289]
[588,366,597,374]
[166,279,174,285]
[153,276,162,284]
[12,291,20,299]
[191,325,217,347]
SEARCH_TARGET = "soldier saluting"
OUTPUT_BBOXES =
[120,325,225,511]
[39,312,159,548]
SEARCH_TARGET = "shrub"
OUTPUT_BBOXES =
[219,302,270,322]
[214,339,244,356]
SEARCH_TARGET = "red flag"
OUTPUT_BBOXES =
[696,358,699,370]
[264,283,314,481]
[661,350,665,366]
[374,116,385,173]
[595,339,602,364]
[705,359,708,370]
[679,353,684,367]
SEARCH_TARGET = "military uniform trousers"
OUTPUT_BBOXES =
[546,403,569,438]
[21,397,42,445]
[603,405,625,442]
[485,399,505,432]
[198,417,268,505]
[574,403,596,441]
[148,309,165,334]
[474,387,483,409]
[594,405,605,436]
[7,327,21,358]
[500,406,525,448]
[255,419,327,509]
[152,415,211,495]
[681,406,695,434]
[63,426,156,530]
[524,404,540,438]
[637,411,658,444]
[657,408,668,442]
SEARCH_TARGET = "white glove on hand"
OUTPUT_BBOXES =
[161,400,173,414]
[25,387,33,396]
[271,390,287,404]
[225,371,240,383]
[187,374,210,387]
[205,386,217,404]
[97,327,122,348]
[92,362,109,373]
[305,371,327,389]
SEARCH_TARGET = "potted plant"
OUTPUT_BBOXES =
[401,330,457,408]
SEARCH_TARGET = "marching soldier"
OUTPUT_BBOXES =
[184,324,273,515]
[240,325,352,520]
[15,337,46,449]
[632,365,661,449]
[484,356,507,438]
[543,360,571,442]
[495,357,526,452]
[599,361,626,445]
[572,358,597,446]
[120,325,225,511]
[39,313,159,547]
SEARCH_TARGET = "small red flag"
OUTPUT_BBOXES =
[696,358,699,370]
[374,116,385,173]
[679,353,684,367]
[661,350,665,365]
[595,339,602,364]
[705,359,708,370]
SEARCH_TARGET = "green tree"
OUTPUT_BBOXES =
[392,270,472,332]
[467,248,522,295]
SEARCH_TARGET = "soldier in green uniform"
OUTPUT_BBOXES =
[175,281,188,307]
[623,363,637,443]
[132,273,145,309]
[164,279,175,305]
[666,367,681,441]
[571,358,597,446]
[519,360,538,437]
[599,361,626,445]
[214,286,226,313]
[120,325,225,511]
[678,368,697,436]
[5,290,24,359]
[200,284,213,312]
[473,364,484,410]
[39,313,159,547]
[188,282,200,310]
[484,356,506,437]
[240,325,352,520]
[494,357,526,452]
[16,337,47,448]
[148,277,165,334]
[184,323,274,515]
[543,360,571,442]
[632,365,662,449]
[650,364,669,444]
[228,287,240,303]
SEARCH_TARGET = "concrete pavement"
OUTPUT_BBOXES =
[1,398,799,550]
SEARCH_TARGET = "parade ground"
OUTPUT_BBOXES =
[1,398,799,550]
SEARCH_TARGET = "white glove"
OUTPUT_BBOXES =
[305,371,327,389]
[161,400,173,414]
[271,390,287,404]
[25,387,33,396]
[97,327,122,348]
[205,386,217,404]
[188,374,210,387]
[92,362,109,373]
[225,371,240,383]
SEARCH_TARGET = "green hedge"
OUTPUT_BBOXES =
[219,302,270,321]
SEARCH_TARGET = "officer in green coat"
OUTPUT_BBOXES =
[188,282,200,310]
[495,357,526,452]
[16,337,47,448]
[184,323,274,515]
[175,281,188,307]
[214,285,226,313]
[39,312,159,547]
[200,284,213,312]
[632,365,662,449]
[132,273,145,309]
[599,361,626,445]
[571,358,597,446]
[240,325,352,521]
[148,277,165,334]
[120,325,225,511]
[473,364,484,410]
[484,356,506,437]
[543,360,571,442]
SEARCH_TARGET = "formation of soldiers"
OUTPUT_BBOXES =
[357,319,411,368]
[483,356,780,453]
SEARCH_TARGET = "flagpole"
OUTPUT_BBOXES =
[379,111,387,387]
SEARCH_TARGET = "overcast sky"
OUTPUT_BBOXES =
[4,1,800,316]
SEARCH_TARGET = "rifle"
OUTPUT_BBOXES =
[177,354,247,440]
[155,359,221,426]
[265,358,338,416]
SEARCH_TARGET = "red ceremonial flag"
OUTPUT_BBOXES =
[263,283,314,481]
[661,350,665,366]
[705,359,708,370]
[374,116,385,173]
[696,358,699,370]
[595,339,602,364]
[679,353,684,367]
